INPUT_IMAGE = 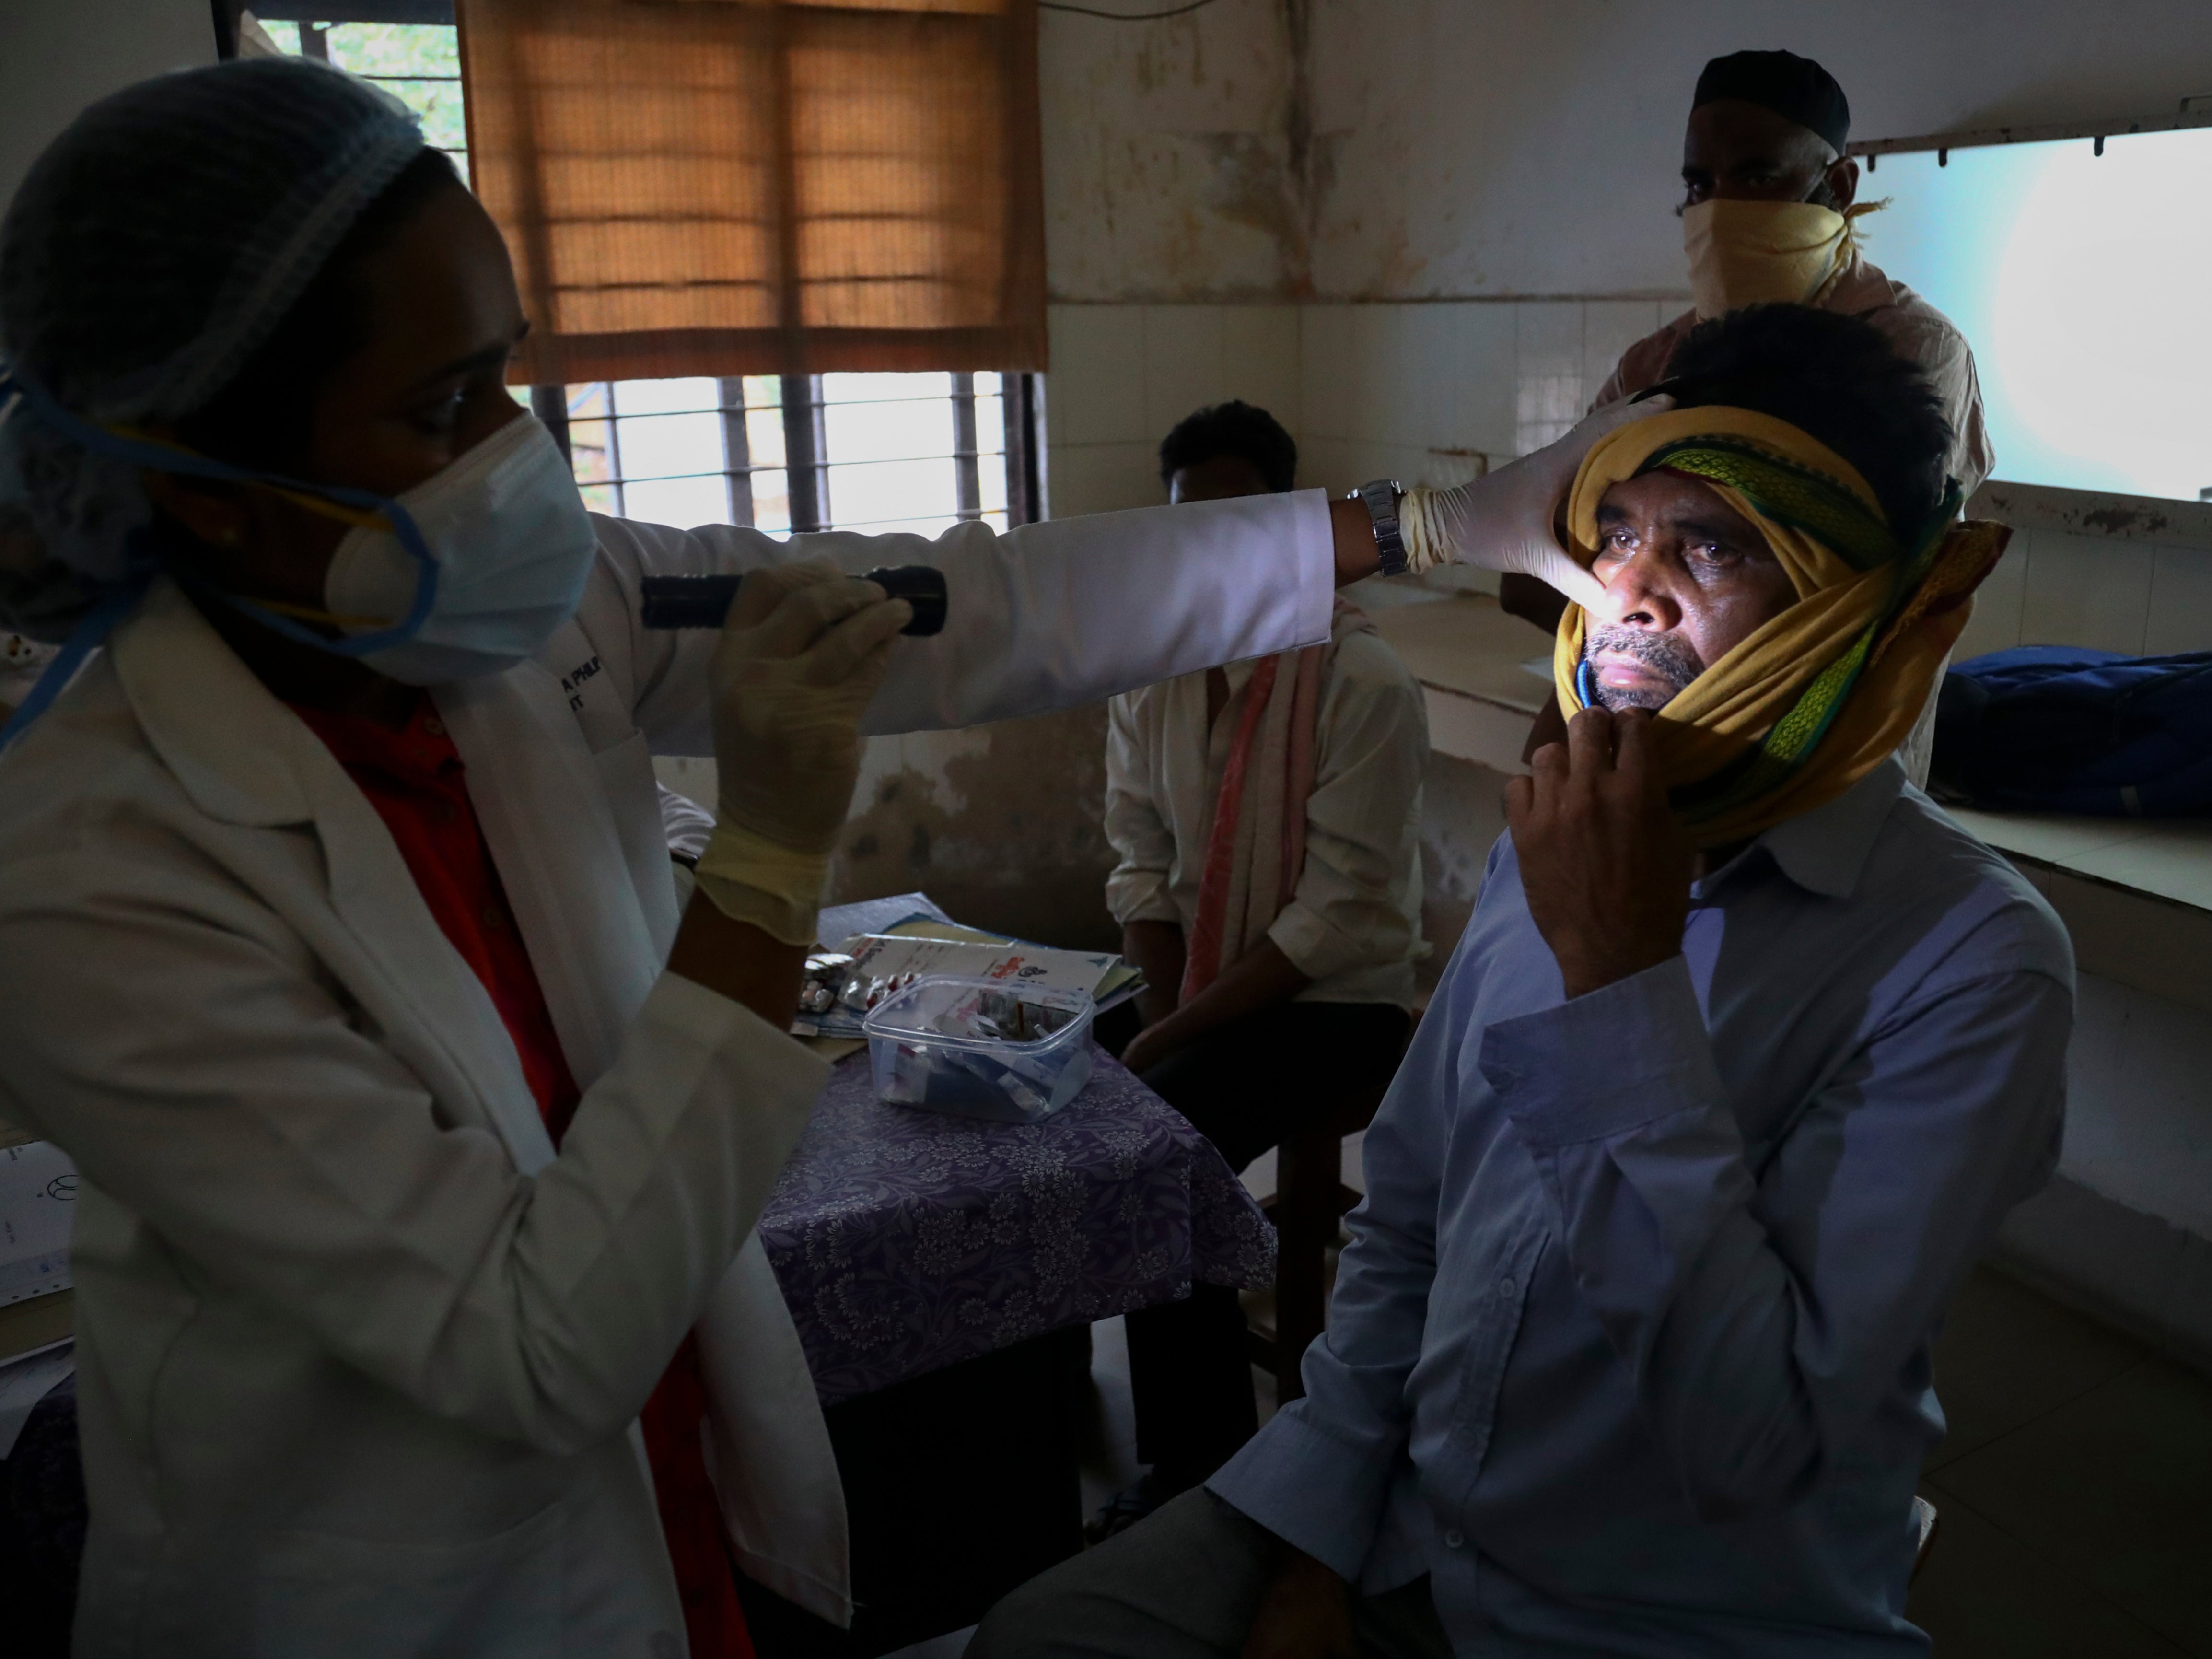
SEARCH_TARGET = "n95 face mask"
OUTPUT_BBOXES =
[322,413,598,684]
[0,375,604,747]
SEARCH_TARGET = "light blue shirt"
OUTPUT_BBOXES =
[1210,763,2072,1656]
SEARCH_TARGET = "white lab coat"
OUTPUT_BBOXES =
[0,492,1333,1658]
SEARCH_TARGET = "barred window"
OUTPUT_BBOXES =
[539,371,1039,536]
[248,8,1047,531]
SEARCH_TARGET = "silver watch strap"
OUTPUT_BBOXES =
[1355,479,1408,576]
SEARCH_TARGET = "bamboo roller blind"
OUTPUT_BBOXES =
[457,0,1046,386]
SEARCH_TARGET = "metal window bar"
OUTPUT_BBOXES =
[530,385,571,465]
[544,374,1034,530]
[782,374,828,533]
[1850,107,2212,163]
[250,2,456,21]
[548,383,774,510]
[717,378,755,528]
[602,385,628,520]
[1003,373,1044,526]
[950,373,982,522]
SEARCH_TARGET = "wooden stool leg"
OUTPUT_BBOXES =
[1272,1132,1340,1402]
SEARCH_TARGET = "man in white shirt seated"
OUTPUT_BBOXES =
[1095,401,1430,1536]
[976,309,2071,1657]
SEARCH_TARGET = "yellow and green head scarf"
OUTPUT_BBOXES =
[1552,405,2008,848]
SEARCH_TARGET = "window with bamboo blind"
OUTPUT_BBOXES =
[457,0,1047,388]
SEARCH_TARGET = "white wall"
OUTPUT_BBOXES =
[1039,0,1300,304]
[1316,0,2212,302]
[1045,294,1668,516]
[1040,0,2212,305]
[0,0,215,217]
[1045,303,1301,516]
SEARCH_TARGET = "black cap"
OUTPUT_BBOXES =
[1693,50,1850,156]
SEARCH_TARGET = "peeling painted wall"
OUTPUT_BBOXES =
[1968,479,2212,551]
[660,707,1506,989]
[826,709,1122,952]
[1315,0,2212,301]
[1041,0,1323,302]
[657,713,1123,952]
[1041,0,2212,304]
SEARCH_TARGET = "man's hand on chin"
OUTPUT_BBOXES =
[1506,706,1694,1001]
[1243,1546,1359,1659]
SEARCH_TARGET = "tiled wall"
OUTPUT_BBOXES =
[1955,526,2212,661]
[1045,301,2212,658]
[1045,298,1674,517]
[1044,304,1302,520]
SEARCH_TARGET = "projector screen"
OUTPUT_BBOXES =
[1861,128,2212,504]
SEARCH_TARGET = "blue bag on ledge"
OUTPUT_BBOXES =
[1931,645,2212,817]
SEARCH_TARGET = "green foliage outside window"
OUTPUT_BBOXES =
[284,22,467,175]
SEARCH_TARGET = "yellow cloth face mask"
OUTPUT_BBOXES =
[1551,405,2008,847]
[1682,198,1879,320]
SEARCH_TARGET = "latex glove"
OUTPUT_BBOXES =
[691,562,911,943]
[1400,395,1675,608]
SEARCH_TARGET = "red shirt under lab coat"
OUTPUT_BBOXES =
[293,693,754,1659]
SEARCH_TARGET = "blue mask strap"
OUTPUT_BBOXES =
[0,369,441,658]
[0,580,150,754]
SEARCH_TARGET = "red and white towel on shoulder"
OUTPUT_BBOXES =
[1179,598,1376,1002]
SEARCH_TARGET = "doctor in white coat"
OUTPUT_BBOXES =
[0,58,1645,1659]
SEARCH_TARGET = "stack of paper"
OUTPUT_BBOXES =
[813,891,954,943]
[0,1139,72,1310]
[0,1130,77,1453]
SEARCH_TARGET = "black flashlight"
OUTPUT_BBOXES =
[639,565,948,635]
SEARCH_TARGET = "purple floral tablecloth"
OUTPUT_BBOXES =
[758,1050,1276,1405]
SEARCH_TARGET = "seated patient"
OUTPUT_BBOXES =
[1099,401,1429,1528]
[976,309,2072,1656]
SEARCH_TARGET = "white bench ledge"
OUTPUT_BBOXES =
[1944,807,2212,1014]
[1370,591,1548,775]
[1947,806,2212,915]
[1968,478,2212,551]
[1947,806,2212,1378]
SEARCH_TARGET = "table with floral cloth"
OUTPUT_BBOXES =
[758,1048,1277,1405]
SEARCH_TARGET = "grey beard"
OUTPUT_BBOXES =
[1583,625,1705,712]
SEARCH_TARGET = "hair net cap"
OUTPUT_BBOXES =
[0,57,424,631]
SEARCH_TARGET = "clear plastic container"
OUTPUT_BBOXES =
[864,974,1096,1124]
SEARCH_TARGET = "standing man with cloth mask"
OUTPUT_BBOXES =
[1596,49,1991,496]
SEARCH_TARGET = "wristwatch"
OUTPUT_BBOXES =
[1352,478,1408,576]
